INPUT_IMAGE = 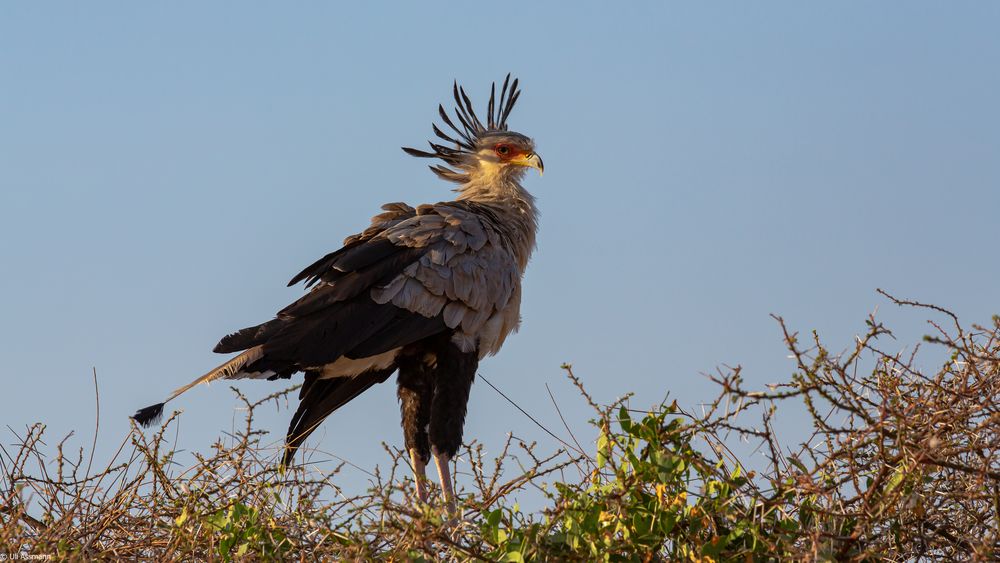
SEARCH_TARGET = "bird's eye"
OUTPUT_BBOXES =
[495,144,510,156]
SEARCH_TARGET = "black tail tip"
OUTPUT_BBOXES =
[132,403,165,427]
[281,446,297,469]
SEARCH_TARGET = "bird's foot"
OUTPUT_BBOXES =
[409,448,429,505]
[432,449,459,518]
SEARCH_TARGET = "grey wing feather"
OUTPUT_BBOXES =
[278,201,520,363]
[370,203,521,352]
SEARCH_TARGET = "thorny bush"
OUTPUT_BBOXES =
[2,293,999,561]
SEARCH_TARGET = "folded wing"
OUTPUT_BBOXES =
[212,200,520,379]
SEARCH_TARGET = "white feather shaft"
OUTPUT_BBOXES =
[164,346,264,403]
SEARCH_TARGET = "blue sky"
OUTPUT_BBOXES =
[2,3,998,502]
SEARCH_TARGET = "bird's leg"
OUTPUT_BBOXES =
[426,339,477,517]
[398,354,434,507]
[409,448,429,503]
[432,447,457,515]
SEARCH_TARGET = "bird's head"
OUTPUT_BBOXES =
[403,75,543,186]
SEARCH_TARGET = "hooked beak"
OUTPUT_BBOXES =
[512,152,544,176]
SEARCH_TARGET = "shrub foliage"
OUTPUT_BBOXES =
[2,294,999,561]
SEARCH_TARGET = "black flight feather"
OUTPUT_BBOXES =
[277,246,427,318]
[258,300,399,367]
[214,318,285,354]
[287,244,358,288]
[346,311,447,359]
[323,238,406,273]
[287,235,406,289]
[282,367,396,466]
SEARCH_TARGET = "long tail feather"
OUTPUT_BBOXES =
[131,346,265,427]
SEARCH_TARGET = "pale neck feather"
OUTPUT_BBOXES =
[455,167,539,272]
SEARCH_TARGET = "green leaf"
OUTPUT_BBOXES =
[206,510,230,530]
[659,512,676,534]
[618,407,632,432]
[219,536,235,560]
[486,508,502,528]
[174,507,189,527]
[597,432,610,468]
[886,468,905,494]
[788,457,808,473]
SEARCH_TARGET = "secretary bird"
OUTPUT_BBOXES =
[132,75,542,512]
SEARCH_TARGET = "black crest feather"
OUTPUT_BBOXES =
[402,74,523,183]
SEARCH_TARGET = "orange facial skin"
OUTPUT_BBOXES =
[494,143,529,161]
